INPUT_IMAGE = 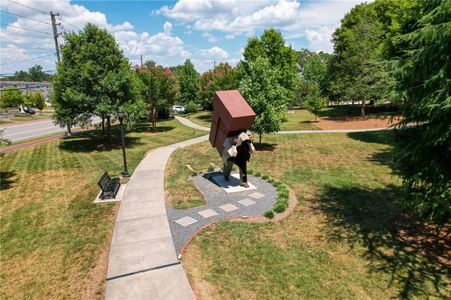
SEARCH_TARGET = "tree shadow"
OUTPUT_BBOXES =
[347,130,396,146]
[314,184,450,299]
[132,123,175,133]
[319,105,400,120]
[195,113,212,123]
[254,143,277,152]
[59,131,143,153]
[0,171,17,191]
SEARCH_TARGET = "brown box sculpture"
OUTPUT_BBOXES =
[209,90,256,156]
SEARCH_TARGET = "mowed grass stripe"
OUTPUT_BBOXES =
[0,120,204,299]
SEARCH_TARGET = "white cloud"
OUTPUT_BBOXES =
[225,34,235,40]
[201,32,218,42]
[199,46,229,59]
[0,0,190,73]
[158,0,367,52]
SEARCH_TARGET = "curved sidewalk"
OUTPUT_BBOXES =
[105,135,208,300]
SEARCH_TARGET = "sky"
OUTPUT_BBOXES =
[0,0,367,75]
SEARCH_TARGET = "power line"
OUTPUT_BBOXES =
[6,0,48,15]
[1,50,53,53]
[58,15,80,31]
[0,9,51,25]
[0,23,51,35]
[0,54,55,66]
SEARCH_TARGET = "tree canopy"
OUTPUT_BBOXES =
[199,63,238,110]
[179,59,199,105]
[52,23,145,135]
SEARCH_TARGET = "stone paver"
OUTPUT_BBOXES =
[198,209,218,218]
[105,134,208,299]
[219,203,239,212]
[175,216,198,227]
[238,198,256,207]
[167,172,278,254]
[248,192,265,199]
[211,173,257,193]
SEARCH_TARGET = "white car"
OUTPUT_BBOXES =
[172,105,185,114]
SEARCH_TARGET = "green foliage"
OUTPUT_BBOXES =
[24,92,45,110]
[298,49,332,97]
[207,165,214,172]
[2,64,52,82]
[303,85,327,121]
[329,1,395,116]
[179,59,199,104]
[239,29,299,103]
[136,65,176,130]
[185,101,198,114]
[199,63,238,110]
[264,210,274,219]
[0,89,23,108]
[389,0,451,224]
[52,23,145,133]
[240,57,289,142]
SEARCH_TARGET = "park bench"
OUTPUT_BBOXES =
[97,172,121,200]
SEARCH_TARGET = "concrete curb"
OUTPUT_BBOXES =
[105,135,208,300]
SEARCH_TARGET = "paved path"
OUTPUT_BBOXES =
[106,135,208,300]
[175,115,210,131]
[167,172,277,255]
[175,115,393,134]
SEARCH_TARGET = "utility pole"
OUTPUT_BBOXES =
[140,54,143,68]
[213,60,216,70]
[50,12,60,62]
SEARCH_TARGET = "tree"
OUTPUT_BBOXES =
[179,59,199,104]
[239,57,289,143]
[303,84,327,121]
[53,23,145,139]
[330,3,388,116]
[28,65,50,82]
[136,64,176,130]
[0,89,23,108]
[239,29,299,103]
[388,0,450,224]
[25,92,45,110]
[199,63,238,110]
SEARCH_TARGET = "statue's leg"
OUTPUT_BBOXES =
[223,160,233,181]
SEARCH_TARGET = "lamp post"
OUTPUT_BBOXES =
[118,109,130,178]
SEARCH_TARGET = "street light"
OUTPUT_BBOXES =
[118,109,130,178]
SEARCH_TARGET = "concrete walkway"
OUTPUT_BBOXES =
[175,115,393,134]
[106,135,208,300]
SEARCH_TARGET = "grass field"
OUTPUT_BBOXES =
[170,131,449,299]
[185,110,321,131]
[0,119,204,299]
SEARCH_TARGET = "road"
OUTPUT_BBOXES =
[1,118,100,142]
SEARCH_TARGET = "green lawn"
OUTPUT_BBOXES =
[0,119,204,299]
[281,109,320,130]
[185,111,212,128]
[172,131,449,299]
[185,110,321,131]
[9,114,50,122]
[0,119,12,124]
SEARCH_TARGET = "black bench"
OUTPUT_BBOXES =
[97,172,121,200]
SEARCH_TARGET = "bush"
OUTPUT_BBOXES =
[190,170,198,176]
[262,174,269,180]
[207,165,214,172]
[274,202,287,213]
[0,89,23,108]
[254,171,261,177]
[247,169,254,175]
[185,101,198,114]
[264,210,275,219]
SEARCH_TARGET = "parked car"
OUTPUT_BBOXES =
[24,107,35,115]
[172,105,185,114]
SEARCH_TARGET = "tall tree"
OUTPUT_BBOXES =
[52,23,145,138]
[0,89,23,108]
[199,63,238,110]
[240,57,289,143]
[179,59,199,104]
[389,0,450,223]
[136,64,176,130]
[239,29,299,103]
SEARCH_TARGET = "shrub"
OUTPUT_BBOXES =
[274,202,286,213]
[247,169,254,175]
[185,101,198,113]
[190,170,198,176]
[207,165,214,172]
[262,174,269,180]
[255,171,261,177]
[264,210,274,219]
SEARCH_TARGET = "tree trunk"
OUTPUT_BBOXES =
[101,116,105,135]
[361,100,366,118]
[314,114,317,122]
[67,125,72,136]
[106,116,112,145]
[152,107,157,131]
[259,133,262,144]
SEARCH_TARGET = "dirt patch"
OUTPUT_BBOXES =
[316,116,401,130]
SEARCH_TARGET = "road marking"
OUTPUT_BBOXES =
[3,125,63,138]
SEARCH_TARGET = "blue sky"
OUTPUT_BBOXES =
[1,0,366,74]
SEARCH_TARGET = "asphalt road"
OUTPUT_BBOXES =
[1,118,100,142]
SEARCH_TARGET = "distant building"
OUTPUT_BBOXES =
[0,81,52,104]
